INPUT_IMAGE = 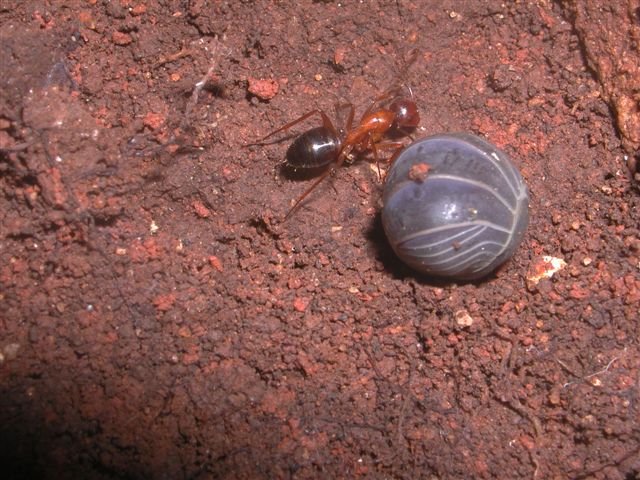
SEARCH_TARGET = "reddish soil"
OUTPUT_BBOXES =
[1,1,639,479]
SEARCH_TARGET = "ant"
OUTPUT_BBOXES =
[248,51,420,221]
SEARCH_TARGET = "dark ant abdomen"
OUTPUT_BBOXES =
[286,126,340,169]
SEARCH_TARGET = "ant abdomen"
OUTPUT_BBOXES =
[286,126,340,169]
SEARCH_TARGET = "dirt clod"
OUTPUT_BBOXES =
[247,77,279,101]
[112,31,133,46]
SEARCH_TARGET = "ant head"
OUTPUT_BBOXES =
[389,98,420,129]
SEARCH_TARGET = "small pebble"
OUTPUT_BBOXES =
[208,256,224,272]
[527,256,567,285]
[130,4,147,16]
[112,31,133,45]
[455,310,474,327]
[293,297,310,312]
[143,112,165,130]
[247,78,279,101]
[193,201,210,218]
[489,65,514,92]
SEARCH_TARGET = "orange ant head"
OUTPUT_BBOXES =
[389,99,420,129]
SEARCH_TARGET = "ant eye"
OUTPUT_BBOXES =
[390,99,420,128]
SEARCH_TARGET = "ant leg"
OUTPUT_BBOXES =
[375,142,405,166]
[360,86,404,121]
[283,166,336,221]
[372,141,404,177]
[334,102,355,135]
[364,141,405,182]
[372,146,382,181]
[374,141,405,158]
[284,144,354,221]
[345,103,355,131]
[361,50,419,120]
[396,126,417,141]
[364,134,384,180]
[396,48,419,83]
[246,109,338,145]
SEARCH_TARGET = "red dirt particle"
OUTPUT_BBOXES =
[192,200,210,218]
[78,11,97,29]
[260,388,296,416]
[277,239,294,254]
[129,237,163,262]
[293,297,310,312]
[143,112,166,130]
[519,435,536,451]
[297,351,319,376]
[208,256,224,272]
[247,78,279,100]
[568,458,583,472]
[474,457,489,476]
[334,47,347,65]
[32,10,54,29]
[38,167,67,207]
[112,31,133,46]
[222,166,234,180]
[104,331,118,343]
[302,84,319,95]
[166,144,179,154]
[130,4,147,16]
[152,293,176,312]
[569,284,590,299]
[408,163,431,182]
[501,301,514,313]
[182,352,199,365]
[317,253,330,266]
[618,374,634,389]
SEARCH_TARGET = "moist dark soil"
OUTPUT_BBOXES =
[1,1,639,479]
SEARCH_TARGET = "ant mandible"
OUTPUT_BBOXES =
[249,51,420,221]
